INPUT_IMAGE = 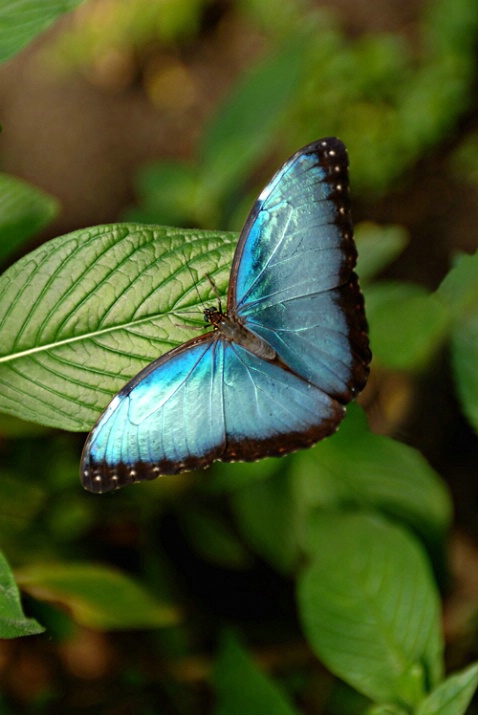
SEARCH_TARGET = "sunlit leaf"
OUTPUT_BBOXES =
[0,224,236,431]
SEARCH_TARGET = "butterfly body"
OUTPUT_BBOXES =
[204,306,278,361]
[81,138,371,493]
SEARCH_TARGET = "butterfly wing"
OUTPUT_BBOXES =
[229,137,370,402]
[81,332,343,493]
[220,341,344,462]
[81,137,370,493]
[81,335,225,493]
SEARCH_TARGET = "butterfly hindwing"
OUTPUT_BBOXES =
[81,334,344,493]
[220,341,344,462]
[81,337,225,493]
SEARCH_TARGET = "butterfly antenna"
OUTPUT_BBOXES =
[187,265,206,310]
[205,273,222,313]
[171,261,210,331]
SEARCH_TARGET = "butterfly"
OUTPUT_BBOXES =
[81,138,371,493]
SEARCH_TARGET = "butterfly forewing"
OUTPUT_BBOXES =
[81,336,226,492]
[229,137,369,401]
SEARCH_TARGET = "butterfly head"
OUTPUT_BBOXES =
[204,306,224,327]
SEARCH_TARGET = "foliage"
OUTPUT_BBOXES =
[1,0,478,713]
[0,551,44,638]
[0,224,235,430]
[48,0,207,68]
[0,0,87,63]
[125,0,478,228]
[0,173,58,265]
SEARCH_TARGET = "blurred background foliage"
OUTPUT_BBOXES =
[1,0,478,712]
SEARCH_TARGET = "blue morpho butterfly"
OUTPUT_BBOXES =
[81,138,371,493]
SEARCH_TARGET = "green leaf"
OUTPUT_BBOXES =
[230,406,450,575]
[0,173,58,263]
[366,281,449,369]
[0,474,45,545]
[230,464,302,574]
[0,0,87,63]
[16,562,180,630]
[366,706,409,715]
[127,161,202,227]
[213,632,300,715]
[416,662,478,715]
[451,313,478,434]
[354,223,409,282]
[200,38,306,201]
[298,513,443,706]
[201,456,281,495]
[180,504,253,569]
[0,224,236,431]
[436,251,478,434]
[436,250,478,319]
[297,405,451,551]
[0,550,44,638]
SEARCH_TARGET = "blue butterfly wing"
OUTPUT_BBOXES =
[81,137,370,492]
[81,333,343,493]
[221,342,344,462]
[81,336,225,493]
[229,137,370,402]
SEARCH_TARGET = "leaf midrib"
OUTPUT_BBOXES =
[0,310,185,365]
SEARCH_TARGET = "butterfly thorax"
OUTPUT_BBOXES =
[204,306,276,361]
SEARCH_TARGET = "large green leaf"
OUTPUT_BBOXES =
[0,224,236,431]
[213,632,300,715]
[0,550,44,638]
[298,513,443,706]
[0,0,86,63]
[16,562,180,630]
[0,173,58,263]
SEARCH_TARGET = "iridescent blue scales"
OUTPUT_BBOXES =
[81,138,371,493]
